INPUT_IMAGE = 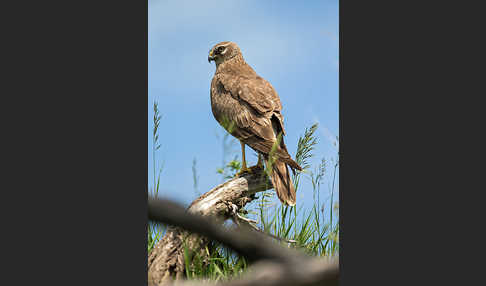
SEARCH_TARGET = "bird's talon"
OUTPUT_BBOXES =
[247,164,264,173]
[234,164,264,177]
[234,167,250,178]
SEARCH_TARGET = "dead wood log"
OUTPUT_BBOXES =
[148,171,273,285]
[148,194,339,286]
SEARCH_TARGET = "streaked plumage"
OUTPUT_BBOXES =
[208,41,302,206]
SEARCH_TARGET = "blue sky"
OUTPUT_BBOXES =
[148,0,339,213]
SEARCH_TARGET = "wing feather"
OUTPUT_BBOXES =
[211,73,300,170]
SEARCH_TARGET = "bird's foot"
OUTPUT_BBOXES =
[234,166,249,178]
[234,164,264,178]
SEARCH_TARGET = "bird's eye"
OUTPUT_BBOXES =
[217,46,225,53]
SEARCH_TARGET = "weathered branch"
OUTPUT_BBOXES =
[148,196,338,286]
[147,171,339,286]
[148,197,307,264]
[148,171,274,285]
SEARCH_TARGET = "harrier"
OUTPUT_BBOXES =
[208,41,302,206]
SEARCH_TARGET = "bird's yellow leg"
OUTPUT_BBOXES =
[256,153,263,168]
[247,153,264,172]
[240,141,248,172]
[235,141,249,177]
[235,143,265,177]
[246,153,265,173]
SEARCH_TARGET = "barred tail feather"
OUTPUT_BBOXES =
[271,160,296,206]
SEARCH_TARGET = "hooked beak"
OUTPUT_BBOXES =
[208,50,215,63]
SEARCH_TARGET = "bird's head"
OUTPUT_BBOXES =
[208,41,241,66]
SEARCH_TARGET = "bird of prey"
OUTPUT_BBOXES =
[208,41,302,206]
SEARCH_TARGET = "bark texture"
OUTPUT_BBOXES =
[148,171,272,285]
[148,194,339,286]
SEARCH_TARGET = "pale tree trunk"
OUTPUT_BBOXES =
[148,172,272,285]
[148,171,339,286]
